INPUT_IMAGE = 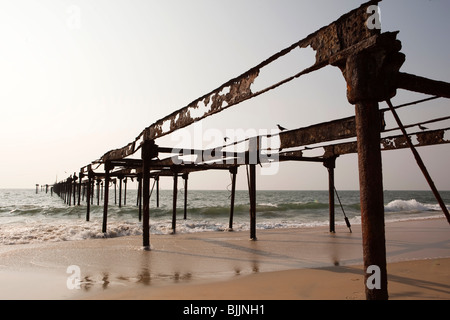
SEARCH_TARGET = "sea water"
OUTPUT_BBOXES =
[0,189,448,245]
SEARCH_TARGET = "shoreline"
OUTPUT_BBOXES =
[0,218,448,300]
[90,258,450,300]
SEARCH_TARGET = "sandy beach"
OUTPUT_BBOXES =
[0,218,448,300]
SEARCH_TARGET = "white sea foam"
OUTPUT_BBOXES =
[0,220,143,245]
[385,199,430,212]
[1,189,447,245]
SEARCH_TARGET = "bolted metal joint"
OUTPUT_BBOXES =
[141,140,158,160]
[339,32,405,105]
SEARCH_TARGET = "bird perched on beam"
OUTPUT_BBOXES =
[418,124,428,131]
[277,124,287,131]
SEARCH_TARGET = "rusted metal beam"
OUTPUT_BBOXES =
[279,116,357,150]
[149,118,353,167]
[109,159,143,168]
[397,73,450,99]
[101,141,137,163]
[82,120,448,180]
[154,111,383,165]
[144,120,446,170]
[149,151,327,173]
[323,127,450,157]
[148,164,238,177]
[383,115,450,135]
[279,155,325,163]
[97,0,381,163]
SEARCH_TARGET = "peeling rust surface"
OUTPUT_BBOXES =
[103,142,136,161]
[280,117,356,149]
[324,128,450,157]
[99,1,381,162]
[323,142,358,158]
[86,0,449,168]
[306,1,380,65]
[416,130,446,146]
[148,70,260,141]
[381,135,409,150]
[280,150,303,158]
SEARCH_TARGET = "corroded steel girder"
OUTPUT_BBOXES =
[323,128,450,157]
[280,116,357,149]
[98,0,382,162]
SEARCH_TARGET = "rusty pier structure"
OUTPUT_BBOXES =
[49,1,450,300]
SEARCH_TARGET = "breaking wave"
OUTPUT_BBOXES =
[384,199,443,213]
[1,189,447,245]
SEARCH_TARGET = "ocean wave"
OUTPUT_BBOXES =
[1,189,447,245]
[0,215,336,245]
[0,221,143,245]
[0,208,442,246]
[384,199,437,213]
[177,201,332,217]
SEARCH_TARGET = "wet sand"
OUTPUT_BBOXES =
[0,218,448,300]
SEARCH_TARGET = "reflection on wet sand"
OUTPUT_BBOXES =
[78,259,260,293]
[78,270,196,292]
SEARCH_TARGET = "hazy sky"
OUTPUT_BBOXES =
[0,0,449,191]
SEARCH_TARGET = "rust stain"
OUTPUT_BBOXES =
[99,2,382,162]
[381,136,408,150]
[280,117,356,150]
[143,70,260,144]
[417,130,445,146]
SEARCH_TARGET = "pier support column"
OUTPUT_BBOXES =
[337,33,405,300]
[118,175,123,208]
[102,161,112,233]
[86,170,93,221]
[172,171,178,233]
[228,166,238,231]
[123,177,127,206]
[73,174,78,206]
[182,173,188,220]
[324,157,337,233]
[77,172,83,206]
[114,179,117,205]
[155,175,160,208]
[96,179,101,206]
[355,99,387,300]
[141,140,157,248]
[67,177,72,206]
[247,135,258,240]
[90,178,94,205]
[249,164,257,241]
[137,174,142,222]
